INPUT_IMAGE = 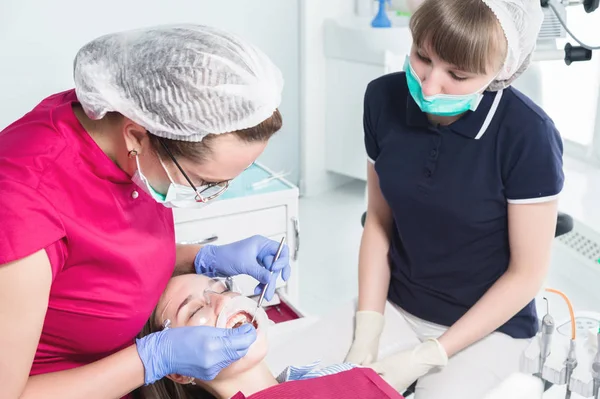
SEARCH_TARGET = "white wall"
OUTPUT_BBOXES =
[0,0,301,185]
[299,0,356,196]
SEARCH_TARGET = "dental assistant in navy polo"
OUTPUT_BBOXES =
[344,2,564,397]
[364,72,564,339]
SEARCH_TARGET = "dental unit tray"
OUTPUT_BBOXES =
[521,311,600,397]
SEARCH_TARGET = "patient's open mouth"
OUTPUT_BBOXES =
[216,296,267,331]
[226,311,258,329]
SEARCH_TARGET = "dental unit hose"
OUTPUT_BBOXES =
[544,288,577,399]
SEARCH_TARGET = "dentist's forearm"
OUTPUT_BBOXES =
[437,266,546,357]
[174,244,202,275]
[21,345,144,399]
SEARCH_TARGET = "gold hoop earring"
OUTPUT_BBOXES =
[128,150,138,158]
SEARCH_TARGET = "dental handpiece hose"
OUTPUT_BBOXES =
[251,236,286,323]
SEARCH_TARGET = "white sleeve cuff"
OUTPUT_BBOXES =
[506,193,560,204]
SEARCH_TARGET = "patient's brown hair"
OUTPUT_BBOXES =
[409,0,507,75]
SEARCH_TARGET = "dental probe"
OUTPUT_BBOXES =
[251,236,286,324]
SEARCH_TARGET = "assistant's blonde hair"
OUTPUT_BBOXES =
[409,0,507,74]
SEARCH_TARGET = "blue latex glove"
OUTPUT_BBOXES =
[194,235,291,301]
[136,324,257,384]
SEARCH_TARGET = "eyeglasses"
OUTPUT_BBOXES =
[158,138,230,203]
[204,277,240,298]
[162,277,240,330]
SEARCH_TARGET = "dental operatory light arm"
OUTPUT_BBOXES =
[538,0,599,64]
[437,201,558,357]
[544,0,600,50]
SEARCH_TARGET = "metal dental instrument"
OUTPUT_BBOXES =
[251,236,286,324]
[538,297,555,386]
[251,171,290,190]
[564,338,578,399]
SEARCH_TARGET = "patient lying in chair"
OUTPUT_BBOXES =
[135,274,398,399]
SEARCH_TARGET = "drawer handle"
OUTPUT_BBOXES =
[292,217,300,261]
[178,235,219,245]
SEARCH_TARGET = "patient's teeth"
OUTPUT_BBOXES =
[226,312,252,328]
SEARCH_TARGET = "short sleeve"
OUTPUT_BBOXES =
[363,82,379,164]
[503,118,564,204]
[0,179,66,267]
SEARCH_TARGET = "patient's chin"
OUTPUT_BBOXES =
[215,325,268,379]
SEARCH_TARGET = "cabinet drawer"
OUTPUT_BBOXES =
[174,206,287,246]
[265,291,304,323]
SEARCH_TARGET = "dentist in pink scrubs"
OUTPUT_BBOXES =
[0,24,290,399]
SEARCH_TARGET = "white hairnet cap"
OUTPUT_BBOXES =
[482,0,544,91]
[74,24,284,142]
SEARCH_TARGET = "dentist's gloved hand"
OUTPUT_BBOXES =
[345,311,385,365]
[370,339,448,392]
[194,235,291,301]
[136,323,257,384]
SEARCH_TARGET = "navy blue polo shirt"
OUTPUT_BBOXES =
[364,72,564,339]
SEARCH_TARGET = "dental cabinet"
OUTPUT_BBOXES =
[324,17,412,181]
[172,163,301,309]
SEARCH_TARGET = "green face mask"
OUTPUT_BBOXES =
[404,56,492,117]
[147,184,167,202]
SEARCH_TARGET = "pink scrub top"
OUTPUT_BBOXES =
[0,90,175,380]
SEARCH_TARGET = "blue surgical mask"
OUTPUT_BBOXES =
[131,155,226,209]
[404,56,493,117]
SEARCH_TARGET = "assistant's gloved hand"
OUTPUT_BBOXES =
[194,235,291,301]
[136,323,257,384]
[344,311,385,365]
[370,339,448,392]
